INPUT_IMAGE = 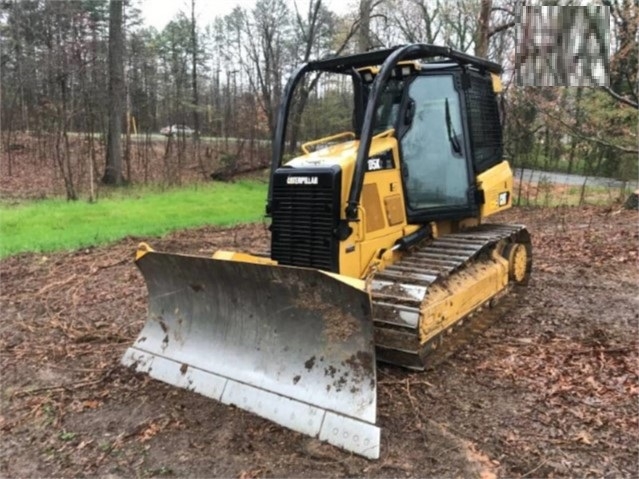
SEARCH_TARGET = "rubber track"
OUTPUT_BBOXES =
[370,223,531,370]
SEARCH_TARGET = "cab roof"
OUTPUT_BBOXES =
[306,44,502,75]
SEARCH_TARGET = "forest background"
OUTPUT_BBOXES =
[1,0,637,205]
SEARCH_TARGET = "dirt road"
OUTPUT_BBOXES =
[1,207,637,478]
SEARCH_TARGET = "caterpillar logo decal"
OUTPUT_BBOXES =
[286,176,319,185]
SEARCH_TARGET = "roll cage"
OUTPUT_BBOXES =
[266,43,502,221]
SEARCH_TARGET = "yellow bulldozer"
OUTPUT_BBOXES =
[122,44,532,459]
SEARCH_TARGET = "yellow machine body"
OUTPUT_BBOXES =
[278,134,514,279]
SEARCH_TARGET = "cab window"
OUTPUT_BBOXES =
[400,75,469,211]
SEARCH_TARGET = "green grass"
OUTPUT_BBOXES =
[0,182,267,258]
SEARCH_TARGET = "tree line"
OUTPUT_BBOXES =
[1,0,637,200]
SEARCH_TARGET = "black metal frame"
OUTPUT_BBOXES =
[266,43,502,221]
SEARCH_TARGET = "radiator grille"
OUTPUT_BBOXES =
[270,168,341,272]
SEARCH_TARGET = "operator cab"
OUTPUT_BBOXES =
[358,61,503,223]
[267,45,507,272]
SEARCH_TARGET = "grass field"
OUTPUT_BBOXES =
[0,182,267,258]
[1,177,630,259]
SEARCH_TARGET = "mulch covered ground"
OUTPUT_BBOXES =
[1,205,637,478]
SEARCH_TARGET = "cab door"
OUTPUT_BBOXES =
[398,73,477,222]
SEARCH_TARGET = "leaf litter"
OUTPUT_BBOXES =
[1,206,638,477]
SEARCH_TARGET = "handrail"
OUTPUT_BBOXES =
[301,131,356,154]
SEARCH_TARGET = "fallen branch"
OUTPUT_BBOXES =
[522,458,549,478]
[92,257,129,271]
[378,379,435,387]
[601,86,639,109]
[542,110,638,154]
[35,274,78,296]
[11,367,116,398]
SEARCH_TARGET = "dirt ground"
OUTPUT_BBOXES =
[1,205,638,478]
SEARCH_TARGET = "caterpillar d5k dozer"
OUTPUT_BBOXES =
[123,44,532,459]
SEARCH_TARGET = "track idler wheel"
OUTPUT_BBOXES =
[503,241,531,284]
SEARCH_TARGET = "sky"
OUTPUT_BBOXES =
[139,0,353,30]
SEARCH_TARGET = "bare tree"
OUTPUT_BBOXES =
[191,0,200,135]
[358,0,373,51]
[475,0,491,57]
[242,0,290,137]
[603,0,638,108]
[391,0,442,44]
[287,0,348,153]
[103,0,125,185]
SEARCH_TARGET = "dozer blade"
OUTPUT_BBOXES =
[122,250,380,458]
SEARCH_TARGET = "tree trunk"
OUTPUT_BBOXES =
[191,0,207,178]
[103,0,125,185]
[358,0,372,52]
[475,0,492,57]
[567,88,583,174]
[56,75,78,201]
[191,0,200,137]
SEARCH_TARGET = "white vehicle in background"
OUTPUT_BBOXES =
[160,125,195,137]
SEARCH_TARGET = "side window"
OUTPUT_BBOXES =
[400,75,469,211]
[374,80,404,134]
[465,74,503,173]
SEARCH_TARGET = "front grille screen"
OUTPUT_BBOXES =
[270,167,341,272]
